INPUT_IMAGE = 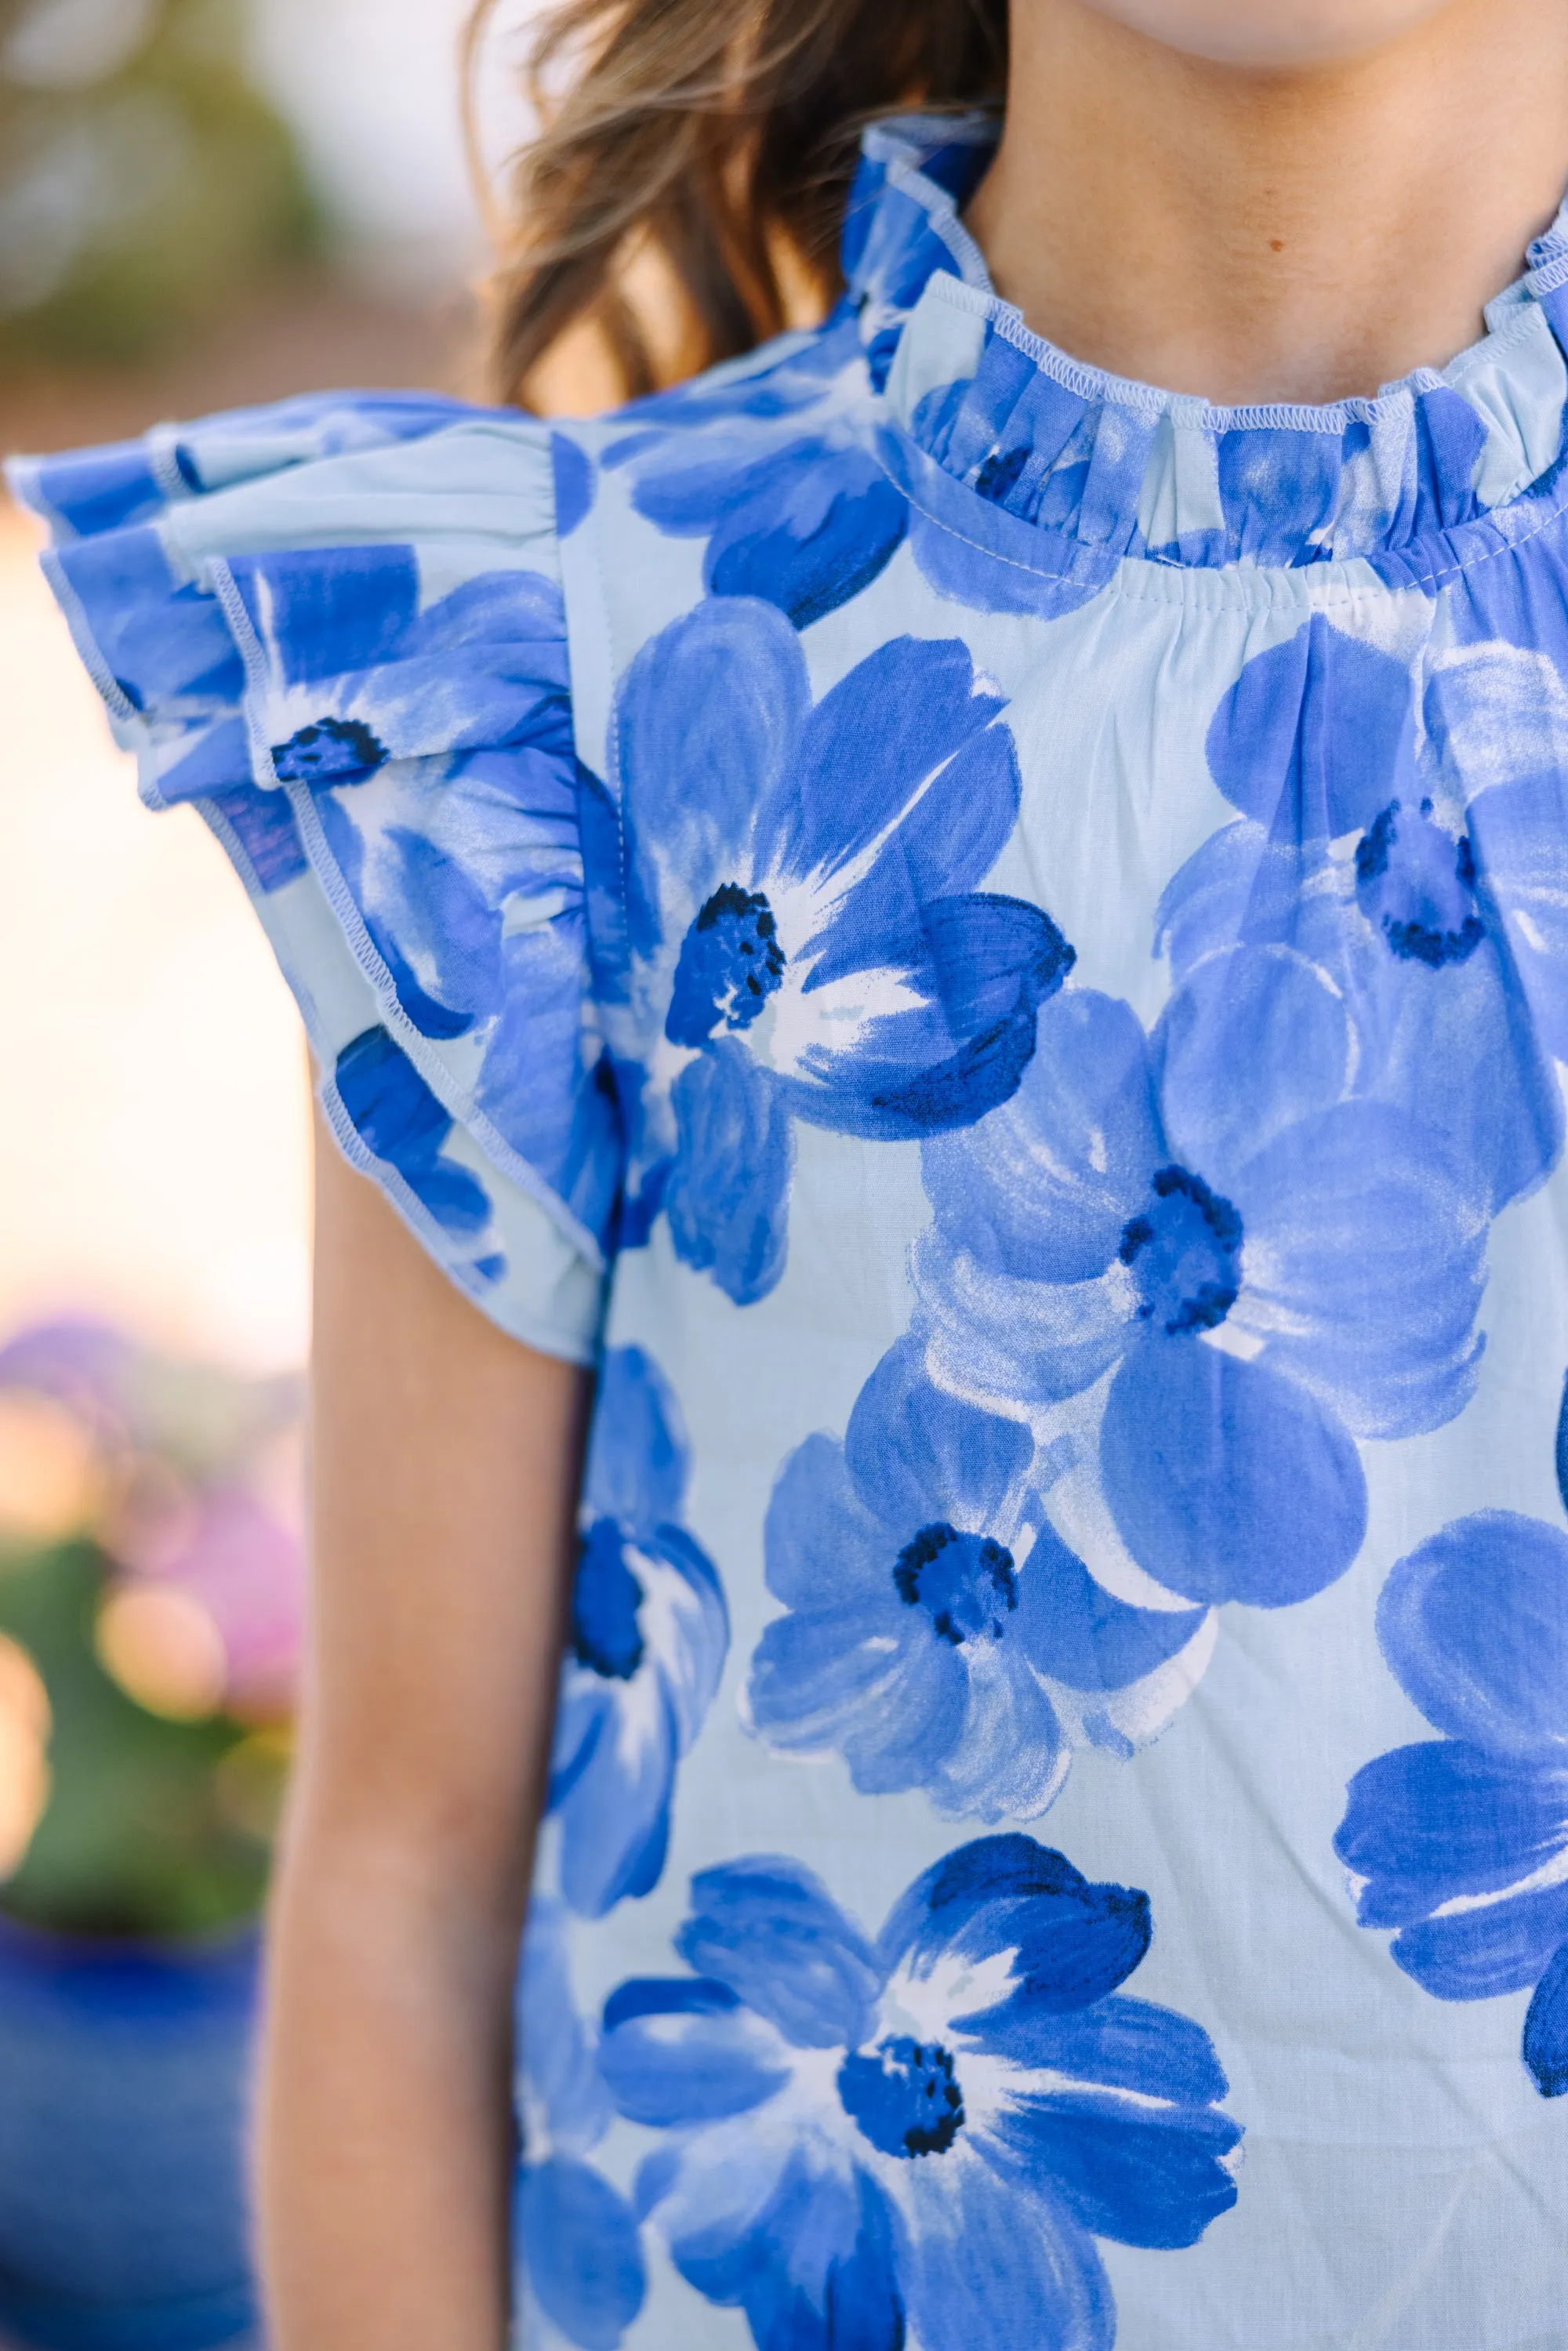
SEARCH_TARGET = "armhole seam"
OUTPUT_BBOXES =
[554,417,636,1036]
[557,421,634,1263]
[585,456,632,967]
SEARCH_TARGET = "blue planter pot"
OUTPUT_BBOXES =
[0,1916,260,2350]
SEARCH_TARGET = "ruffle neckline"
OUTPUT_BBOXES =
[845,114,1568,570]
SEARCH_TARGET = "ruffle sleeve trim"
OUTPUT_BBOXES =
[8,394,622,1366]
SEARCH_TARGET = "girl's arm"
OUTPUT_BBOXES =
[258,1108,590,2351]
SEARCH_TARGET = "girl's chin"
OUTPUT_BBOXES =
[1062,0,1460,70]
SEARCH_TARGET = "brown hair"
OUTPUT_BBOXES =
[465,0,1008,410]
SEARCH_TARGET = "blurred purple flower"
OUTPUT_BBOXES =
[143,1485,305,1715]
[0,1316,307,1712]
[0,1319,140,1440]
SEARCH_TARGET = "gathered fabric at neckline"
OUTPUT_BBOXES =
[843,113,1568,571]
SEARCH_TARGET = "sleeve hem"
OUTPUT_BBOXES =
[36,542,142,731]
[315,1076,601,1370]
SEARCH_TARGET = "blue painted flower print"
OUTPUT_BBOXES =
[614,596,1075,1304]
[515,1896,646,2349]
[598,1835,1241,2351]
[918,958,1490,1607]
[220,541,619,1232]
[746,1336,1208,1818]
[550,1347,728,1917]
[597,118,993,633]
[26,103,1568,2351]
[1156,615,1568,1215]
[602,317,910,629]
[1336,1510,1568,2099]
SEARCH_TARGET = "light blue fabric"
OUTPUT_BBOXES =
[16,107,1568,2351]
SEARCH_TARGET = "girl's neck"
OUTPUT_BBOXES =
[967,0,1568,405]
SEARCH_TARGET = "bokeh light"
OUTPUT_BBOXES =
[96,1580,230,1723]
[0,1633,52,1877]
[0,1394,100,1547]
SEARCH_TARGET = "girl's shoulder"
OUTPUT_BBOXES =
[10,393,584,807]
[0,310,889,1367]
[9,389,568,576]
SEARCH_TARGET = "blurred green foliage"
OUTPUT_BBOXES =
[0,1321,302,1940]
[0,1540,273,1937]
[0,0,319,366]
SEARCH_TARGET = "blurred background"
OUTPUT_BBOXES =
[0,2,540,2339]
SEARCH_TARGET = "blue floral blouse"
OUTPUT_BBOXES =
[15,108,1568,2351]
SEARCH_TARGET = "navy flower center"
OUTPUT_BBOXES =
[1120,1165,1243,1336]
[1354,798,1485,968]
[894,1522,1017,1645]
[666,883,787,1047]
[839,2035,965,2158]
[270,716,387,785]
[570,1518,645,1680]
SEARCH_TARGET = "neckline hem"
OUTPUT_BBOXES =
[861,110,1568,437]
[927,270,1554,437]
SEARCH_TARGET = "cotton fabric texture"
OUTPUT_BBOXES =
[15,111,1568,2351]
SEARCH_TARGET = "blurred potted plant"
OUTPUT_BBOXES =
[0,1317,304,2351]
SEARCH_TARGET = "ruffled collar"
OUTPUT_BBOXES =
[843,114,1568,569]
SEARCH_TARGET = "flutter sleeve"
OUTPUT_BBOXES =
[8,392,621,1365]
